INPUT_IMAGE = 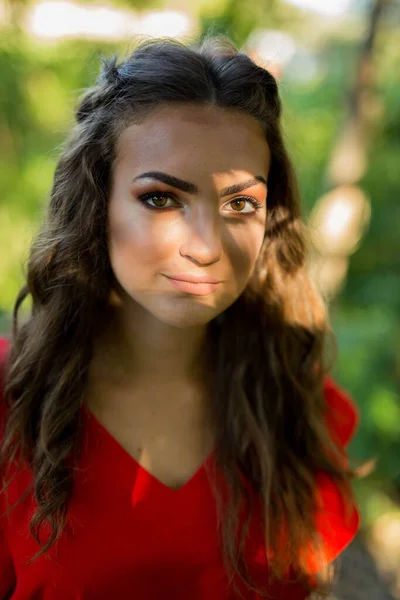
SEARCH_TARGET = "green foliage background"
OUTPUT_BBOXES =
[0,1,399,528]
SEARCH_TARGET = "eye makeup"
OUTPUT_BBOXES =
[136,191,264,216]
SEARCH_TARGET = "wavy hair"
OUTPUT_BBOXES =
[0,35,356,597]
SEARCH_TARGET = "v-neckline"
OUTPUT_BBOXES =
[81,402,215,494]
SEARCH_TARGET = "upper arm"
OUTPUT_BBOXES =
[306,377,361,574]
[0,520,16,599]
[0,336,16,598]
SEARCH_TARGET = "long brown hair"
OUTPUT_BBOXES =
[0,35,356,597]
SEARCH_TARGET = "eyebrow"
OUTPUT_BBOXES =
[131,171,267,197]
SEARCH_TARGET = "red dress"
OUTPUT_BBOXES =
[0,336,359,599]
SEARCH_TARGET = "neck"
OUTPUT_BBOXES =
[92,302,209,388]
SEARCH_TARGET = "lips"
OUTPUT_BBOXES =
[164,275,221,296]
[165,274,221,284]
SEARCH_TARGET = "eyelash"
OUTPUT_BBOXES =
[136,192,264,215]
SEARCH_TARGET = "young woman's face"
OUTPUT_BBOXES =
[108,103,270,328]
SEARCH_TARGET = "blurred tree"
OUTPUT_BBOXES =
[199,0,303,47]
[308,0,389,301]
[2,0,164,32]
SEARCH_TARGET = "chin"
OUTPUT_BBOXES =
[149,300,223,329]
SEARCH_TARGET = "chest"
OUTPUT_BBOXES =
[83,380,216,491]
[4,441,307,600]
[2,406,309,600]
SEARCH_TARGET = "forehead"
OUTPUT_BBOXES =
[114,103,270,178]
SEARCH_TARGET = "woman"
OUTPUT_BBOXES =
[0,36,360,599]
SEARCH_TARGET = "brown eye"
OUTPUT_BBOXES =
[137,192,178,210]
[223,196,264,215]
[151,194,169,208]
[230,199,246,212]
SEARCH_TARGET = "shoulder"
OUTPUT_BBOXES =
[0,336,9,362]
[323,376,359,448]
[0,336,10,433]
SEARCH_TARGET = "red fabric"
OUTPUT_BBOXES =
[0,336,360,599]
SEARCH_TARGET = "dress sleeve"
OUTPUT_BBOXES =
[0,336,17,598]
[306,376,361,574]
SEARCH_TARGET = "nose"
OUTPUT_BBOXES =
[179,207,222,266]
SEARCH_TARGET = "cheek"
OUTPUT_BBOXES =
[108,211,174,272]
[225,224,265,277]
